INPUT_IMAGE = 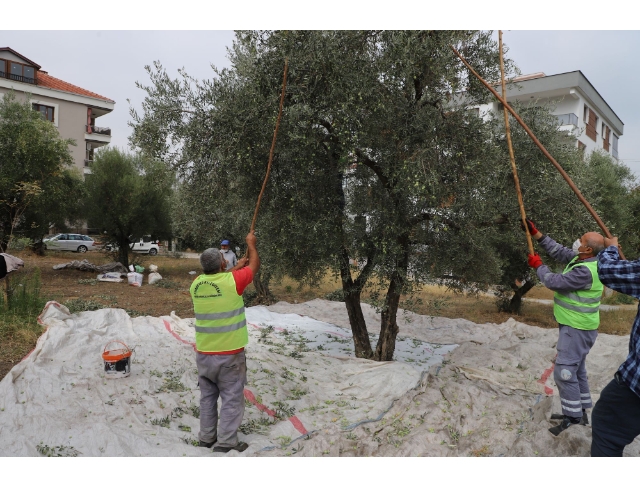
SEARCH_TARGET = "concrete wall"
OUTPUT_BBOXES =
[577,95,619,157]
[0,53,33,65]
[0,86,87,174]
[478,93,620,160]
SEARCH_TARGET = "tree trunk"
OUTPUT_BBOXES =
[338,245,374,359]
[118,238,130,268]
[253,271,275,305]
[374,273,402,361]
[507,279,535,314]
[344,286,374,359]
[32,240,45,256]
[374,238,410,362]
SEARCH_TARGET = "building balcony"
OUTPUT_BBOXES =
[0,71,37,85]
[85,130,111,147]
[86,125,111,136]
[556,113,578,126]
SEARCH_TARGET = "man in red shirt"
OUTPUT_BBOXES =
[190,231,259,453]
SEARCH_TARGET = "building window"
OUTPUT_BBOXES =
[0,59,5,76]
[584,106,597,142]
[578,141,586,152]
[33,103,55,123]
[9,61,36,84]
[603,125,611,152]
[612,134,619,160]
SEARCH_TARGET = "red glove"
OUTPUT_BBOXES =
[520,218,539,235]
[528,253,543,269]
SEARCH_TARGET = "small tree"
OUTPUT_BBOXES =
[0,92,79,252]
[84,147,172,267]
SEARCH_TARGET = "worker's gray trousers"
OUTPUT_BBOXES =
[196,351,247,448]
[554,324,598,418]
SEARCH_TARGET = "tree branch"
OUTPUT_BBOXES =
[354,244,378,290]
[408,211,433,227]
[355,149,392,192]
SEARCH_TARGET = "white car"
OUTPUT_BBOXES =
[43,234,96,253]
[105,236,160,256]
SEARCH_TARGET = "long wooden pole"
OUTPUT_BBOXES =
[250,58,289,233]
[499,31,534,255]
[450,45,625,259]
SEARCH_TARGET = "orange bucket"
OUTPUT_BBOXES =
[102,340,132,379]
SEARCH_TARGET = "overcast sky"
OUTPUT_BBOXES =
[3,30,640,177]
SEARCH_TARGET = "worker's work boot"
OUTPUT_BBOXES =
[213,441,249,453]
[548,416,583,436]
[199,439,216,448]
[550,409,589,425]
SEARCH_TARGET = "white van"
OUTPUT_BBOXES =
[105,236,160,255]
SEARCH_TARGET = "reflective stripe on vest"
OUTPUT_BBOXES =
[195,307,245,321]
[190,272,248,352]
[196,319,247,334]
[553,258,603,331]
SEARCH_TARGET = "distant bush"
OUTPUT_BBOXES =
[7,237,31,251]
[4,267,46,315]
[324,289,345,302]
[615,293,637,305]
[153,279,181,289]
[602,291,638,306]
[0,268,47,365]
[63,299,105,314]
[243,289,258,307]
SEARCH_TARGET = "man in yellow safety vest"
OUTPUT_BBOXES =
[524,218,605,436]
[190,231,260,453]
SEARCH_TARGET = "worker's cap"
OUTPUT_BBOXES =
[200,248,222,273]
[220,239,230,245]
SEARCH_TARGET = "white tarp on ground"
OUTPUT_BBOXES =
[1,298,638,457]
[259,300,640,457]
[0,301,453,457]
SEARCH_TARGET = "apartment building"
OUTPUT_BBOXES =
[475,71,623,160]
[0,47,115,175]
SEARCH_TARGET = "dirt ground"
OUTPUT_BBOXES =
[32,251,199,317]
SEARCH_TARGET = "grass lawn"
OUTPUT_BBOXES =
[1,249,637,381]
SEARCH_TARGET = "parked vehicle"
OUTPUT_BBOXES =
[43,234,96,253]
[105,236,160,256]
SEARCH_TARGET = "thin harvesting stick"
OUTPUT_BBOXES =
[499,31,534,255]
[250,58,289,233]
[450,45,625,259]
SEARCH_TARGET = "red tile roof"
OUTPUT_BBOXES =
[37,72,114,103]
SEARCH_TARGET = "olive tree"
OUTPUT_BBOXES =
[0,92,82,252]
[84,147,173,267]
[130,30,636,359]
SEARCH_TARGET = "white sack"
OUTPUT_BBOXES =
[127,272,143,287]
[148,272,162,285]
